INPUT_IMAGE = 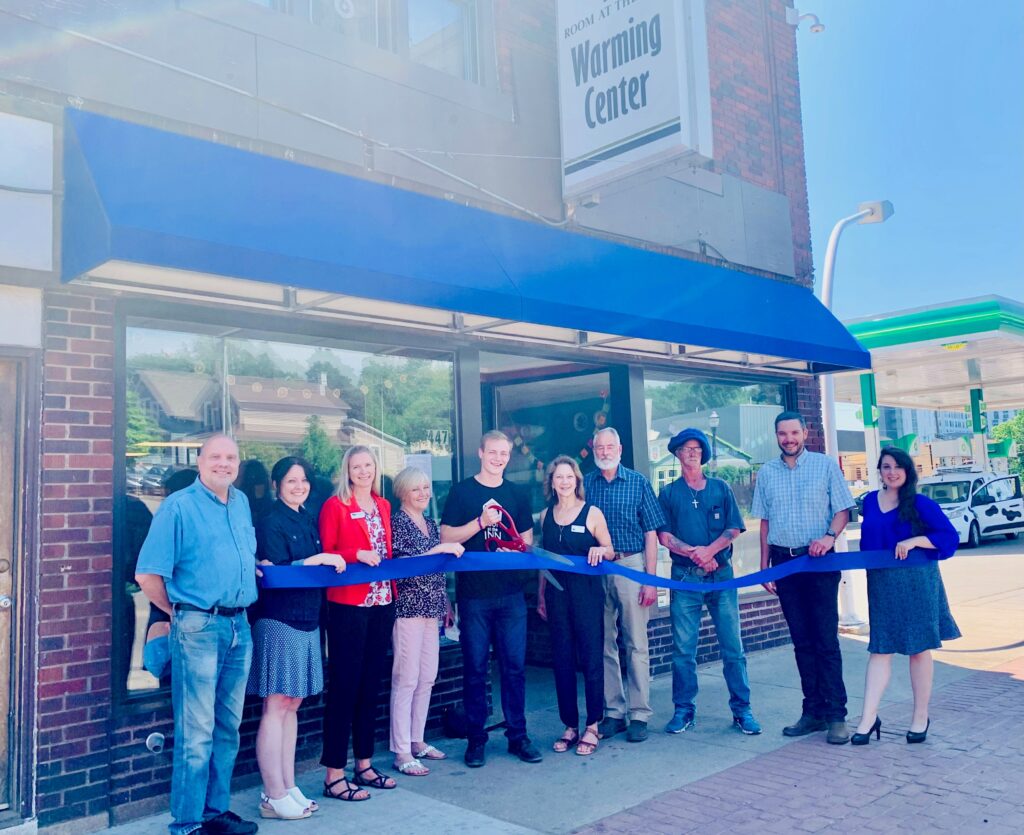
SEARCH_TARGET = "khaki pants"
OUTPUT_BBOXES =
[602,552,652,722]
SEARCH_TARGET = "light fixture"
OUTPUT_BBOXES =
[786,8,825,33]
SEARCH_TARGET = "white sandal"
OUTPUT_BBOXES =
[413,743,447,760]
[393,757,430,776]
[287,786,318,813]
[260,792,312,820]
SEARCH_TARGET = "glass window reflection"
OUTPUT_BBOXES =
[121,324,456,695]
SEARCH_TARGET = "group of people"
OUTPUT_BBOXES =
[135,410,961,835]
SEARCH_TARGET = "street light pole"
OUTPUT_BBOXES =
[820,201,894,630]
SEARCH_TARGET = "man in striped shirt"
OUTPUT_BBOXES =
[751,411,855,744]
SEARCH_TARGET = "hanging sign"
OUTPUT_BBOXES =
[557,0,713,196]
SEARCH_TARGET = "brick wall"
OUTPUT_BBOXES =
[708,0,814,289]
[795,377,825,452]
[37,290,116,826]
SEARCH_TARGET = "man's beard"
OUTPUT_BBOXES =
[595,454,621,472]
[777,439,804,458]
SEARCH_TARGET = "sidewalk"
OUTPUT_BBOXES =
[108,545,1024,835]
[581,657,1024,835]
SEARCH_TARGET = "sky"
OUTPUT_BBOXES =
[796,0,1024,320]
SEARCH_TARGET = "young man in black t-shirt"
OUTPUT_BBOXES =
[440,430,541,767]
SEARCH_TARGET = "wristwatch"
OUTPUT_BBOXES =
[825,529,838,539]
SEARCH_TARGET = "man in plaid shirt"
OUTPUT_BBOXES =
[584,427,666,743]
[752,411,855,745]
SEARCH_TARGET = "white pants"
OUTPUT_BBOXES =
[389,616,440,755]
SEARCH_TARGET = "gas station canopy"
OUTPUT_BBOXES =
[834,296,1024,411]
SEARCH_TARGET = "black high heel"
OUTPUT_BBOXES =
[906,719,930,744]
[851,717,881,746]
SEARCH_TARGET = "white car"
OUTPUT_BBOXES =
[919,469,1024,548]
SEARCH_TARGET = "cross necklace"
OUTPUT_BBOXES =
[685,480,705,509]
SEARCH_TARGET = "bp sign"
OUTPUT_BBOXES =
[557,0,713,196]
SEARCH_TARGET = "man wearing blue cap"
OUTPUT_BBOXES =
[657,428,761,735]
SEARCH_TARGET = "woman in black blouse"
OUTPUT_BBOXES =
[389,467,464,775]
[247,457,346,820]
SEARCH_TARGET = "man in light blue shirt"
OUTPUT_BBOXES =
[752,411,855,745]
[136,434,259,835]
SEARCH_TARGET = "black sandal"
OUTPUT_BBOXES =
[322,776,369,802]
[353,765,397,790]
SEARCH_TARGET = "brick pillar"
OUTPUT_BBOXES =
[36,290,115,826]
[795,376,825,452]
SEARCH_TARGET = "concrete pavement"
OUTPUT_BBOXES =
[107,538,1024,834]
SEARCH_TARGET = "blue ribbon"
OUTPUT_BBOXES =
[259,546,959,593]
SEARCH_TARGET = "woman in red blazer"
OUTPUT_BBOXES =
[318,445,398,801]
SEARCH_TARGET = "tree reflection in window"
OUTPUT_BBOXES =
[121,325,455,694]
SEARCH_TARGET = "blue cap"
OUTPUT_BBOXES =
[143,635,170,679]
[667,428,712,463]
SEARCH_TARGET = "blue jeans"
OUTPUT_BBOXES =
[458,592,527,746]
[169,610,252,835]
[670,562,751,717]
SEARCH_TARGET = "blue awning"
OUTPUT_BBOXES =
[62,110,869,372]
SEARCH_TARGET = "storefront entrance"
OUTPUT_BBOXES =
[480,353,628,520]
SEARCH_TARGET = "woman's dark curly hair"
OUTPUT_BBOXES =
[878,446,922,533]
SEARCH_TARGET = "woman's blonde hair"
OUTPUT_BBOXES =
[543,455,586,503]
[337,445,381,503]
[392,466,430,504]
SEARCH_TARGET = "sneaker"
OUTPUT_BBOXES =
[626,720,648,743]
[733,713,762,735]
[464,742,486,768]
[202,811,259,835]
[597,716,628,738]
[508,737,543,763]
[665,710,696,734]
[782,715,826,737]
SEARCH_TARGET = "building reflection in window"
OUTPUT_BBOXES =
[643,373,785,597]
[121,324,456,695]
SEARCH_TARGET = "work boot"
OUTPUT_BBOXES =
[626,720,648,742]
[782,715,827,737]
[597,716,627,738]
[464,742,486,768]
[508,737,543,763]
[826,721,851,745]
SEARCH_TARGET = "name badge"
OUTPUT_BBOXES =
[350,511,366,520]
[571,525,586,533]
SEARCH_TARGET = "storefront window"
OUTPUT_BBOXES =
[249,0,479,82]
[120,324,455,695]
[643,373,786,596]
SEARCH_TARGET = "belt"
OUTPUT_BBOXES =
[174,602,245,617]
[608,551,639,562]
[769,545,810,558]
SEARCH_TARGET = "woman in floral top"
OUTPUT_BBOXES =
[389,468,464,775]
[318,446,397,801]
